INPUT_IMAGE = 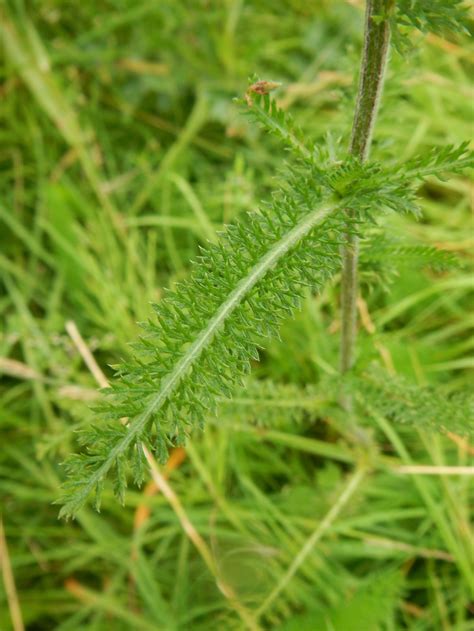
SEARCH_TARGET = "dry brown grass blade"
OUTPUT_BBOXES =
[143,446,262,631]
[0,357,42,381]
[65,321,109,389]
[0,517,25,631]
[133,447,186,530]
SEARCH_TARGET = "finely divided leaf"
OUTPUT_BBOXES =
[59,164,345,517]
[58,93,473,518]
[395,0,471,35]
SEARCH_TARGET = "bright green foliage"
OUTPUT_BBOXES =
[340,366,474,436]
[360,236,461,291]
[362,238,460,274]
[58,167,346,516]
[277,570,404,631]
[1,1,473,628]
[240,90,310,158]
[220,380,324,428]
[275,354,474,437]
[402,141,474,180]
[58,169,343,515]
[395,0,471,35]
[58,94,473,518]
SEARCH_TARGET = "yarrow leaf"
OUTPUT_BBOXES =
[394,0,471,36]
[59,172,345,518]
[239,87,310,158]
[219,379,326,429]
[344,366,474,436]
[58,92,473,518]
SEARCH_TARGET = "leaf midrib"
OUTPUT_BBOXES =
[65,201,337,515]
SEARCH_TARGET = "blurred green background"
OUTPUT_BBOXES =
[0,1,473,629]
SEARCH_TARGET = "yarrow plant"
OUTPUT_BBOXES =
[58,0,473,518]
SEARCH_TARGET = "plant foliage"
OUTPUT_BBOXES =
[220,380,324,428]
[395,0,471,35]
[348,366,474,436]
[277,569,404,631]
[58,92,473,518]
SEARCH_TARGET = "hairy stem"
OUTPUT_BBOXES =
[340,0,392,375]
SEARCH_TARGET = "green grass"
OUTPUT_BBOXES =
[1,1,473,629]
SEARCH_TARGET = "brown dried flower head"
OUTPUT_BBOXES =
[245,80,281,106]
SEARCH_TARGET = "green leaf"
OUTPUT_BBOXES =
[58,94,474,518]
[348,366,474,436]
[395,0,471,35]
[58,166,345,518]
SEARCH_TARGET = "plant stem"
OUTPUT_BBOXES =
[340,0,393,375]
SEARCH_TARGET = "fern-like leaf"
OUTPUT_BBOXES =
[220,379,325,428]
[360,235,461,292]
[58,93,473,518]
[395,0,471,36]
[240,88,310,158]
[59,172,345,517]
[402,142,474,181]
[346,366,474,437]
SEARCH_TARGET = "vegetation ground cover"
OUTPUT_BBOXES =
[1,1,473,629]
